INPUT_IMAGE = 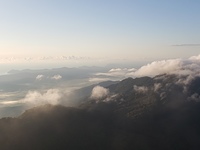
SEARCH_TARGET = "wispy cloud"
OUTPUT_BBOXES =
[51,75,62,80]
[0,55,91,64]
[36,75,45,80]
[133,85,148,93]
[35,74,62,81]
[95,68,136,78]
[172,44,200,47]
[89,77,110,82]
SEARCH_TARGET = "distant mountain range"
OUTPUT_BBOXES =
[1,74,200,150]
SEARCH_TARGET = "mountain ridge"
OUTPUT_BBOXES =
[1,74,200,149]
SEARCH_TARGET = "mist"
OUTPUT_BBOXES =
[1,54,200,118]
[1,55,200,149]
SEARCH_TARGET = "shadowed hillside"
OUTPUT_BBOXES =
[1,75,200,150]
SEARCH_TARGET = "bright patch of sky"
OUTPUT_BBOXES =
[0,0,200,69]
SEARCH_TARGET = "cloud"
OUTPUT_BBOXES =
[189,55,200,61]
[133,59,182,77]
[22,89,62,106]
[0,86,85,117]
[51,74,62,80]
[176,74,200,86]
[133,85,148,93]
[36,74,62,80]
[95,68,136,78]
[90,86,118,102]
[0,55,91,64]
[89,77,110,82]
[172,44,200,47]
[103,94,119,102]
[90,86,109,100]
[36,75,45,80]
[94,54,200,83]
[154,83,162,92]
[0,100,20,105]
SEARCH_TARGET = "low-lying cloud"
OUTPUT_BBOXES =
[89,77,110,82]
[51,74,62,80]
[22,89,62,106]
[94,54,200,81]
[133,85,149,93]
[36,74,62,80]
[36,75,45,80]
[95,68,136,78]
[154,83,162,92]
[90,86,110,100]
[133,59,183,77]
[0,55,91,64]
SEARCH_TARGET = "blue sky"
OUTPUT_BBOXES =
[0,0,200,62]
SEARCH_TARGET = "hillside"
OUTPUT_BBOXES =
[1,74,200,150]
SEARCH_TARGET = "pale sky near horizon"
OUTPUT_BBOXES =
[0,0,200,62]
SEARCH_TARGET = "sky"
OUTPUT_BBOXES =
[0,0,200,68]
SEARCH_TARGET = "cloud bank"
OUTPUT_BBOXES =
[0,55,91,64]
[94,54,200,80]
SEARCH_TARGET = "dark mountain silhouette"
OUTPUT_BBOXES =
[1,74,200,150]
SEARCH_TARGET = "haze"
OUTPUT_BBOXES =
[1,1,200,149]
[0,0,200,72]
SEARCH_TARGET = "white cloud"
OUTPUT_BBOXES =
[133,85,148,93]
[94,54,200,84]
[0,100,20,105]
[0,87,85,109]
[90,86,109,100]
[89,77,110,82]
[189,54,200,61]
[103,94,118,102]
[36,74,62,80]
[95,68,136,78]
[133,59,182,77]
[22,89,62,106]
[51,74,62,80]
[0,55,91,64]
[36,74,45,80]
